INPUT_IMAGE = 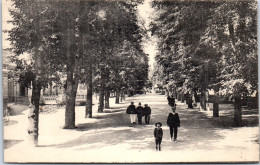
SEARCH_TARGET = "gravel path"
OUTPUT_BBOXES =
[4,93,259,163]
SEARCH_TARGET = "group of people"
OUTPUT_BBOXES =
[126,98,180,151]
[154,104,180,151]
[168,93,197,109]
[126,102,152,125]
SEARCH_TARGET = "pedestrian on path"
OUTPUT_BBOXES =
[154,122,163,151]
[187,93,193,109]
[143,104,151,124]
[126,102,137,124]
[167,104,180,143]
[136,102,144,124]
[167,94,175,107]
[192,93,197,108]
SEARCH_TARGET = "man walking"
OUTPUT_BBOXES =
[136,102,144,125]
[126,102,137,124]
[167,105,180,142]
[144,104,151,124]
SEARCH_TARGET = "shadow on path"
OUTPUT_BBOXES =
[37,93,257,152]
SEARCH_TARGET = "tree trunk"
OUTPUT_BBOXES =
[28,48,42,147]
[234,95,242,127]
[127,90,131,97]
[64,27,79,129]
[98,66,106,113]
[85,66,92,118]
[213,91,219,117]
[49,83,52,95]
[122,91,126,101]
[98,69,105,112]
[120,92,123,102]
[174,88,177,99]
[98,88,104,112]
[115,90,120,104]
[120,91,124,102]
[105,91,110,108]
[166,88,169,97]
[28,80,41,146]
[177,91,181,101]
[181,92,184,103]
[64,69,79,129]
[200,89,206,111]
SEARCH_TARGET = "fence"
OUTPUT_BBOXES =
[43,95,57,100]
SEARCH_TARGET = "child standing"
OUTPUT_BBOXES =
[154,122,163,151]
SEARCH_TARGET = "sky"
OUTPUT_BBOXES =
[137,0,158,73]
[2,0,13,49]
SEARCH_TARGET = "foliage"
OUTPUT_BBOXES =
[151,1,257,97]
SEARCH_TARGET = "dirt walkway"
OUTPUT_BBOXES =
[4,93,259,163]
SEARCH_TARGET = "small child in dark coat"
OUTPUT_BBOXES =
[154,122,163,151]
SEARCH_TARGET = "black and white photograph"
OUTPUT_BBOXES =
[2,0,259,163]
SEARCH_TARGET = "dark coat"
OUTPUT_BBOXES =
[187,95,193,108]
[154,127,163,139]
[167,96,175,107]
[143,106,151,115]
[136,106,144,117]
[126,105,136,114]
[167,113,180,127]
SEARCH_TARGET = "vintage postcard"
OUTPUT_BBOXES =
[2,0,259,163]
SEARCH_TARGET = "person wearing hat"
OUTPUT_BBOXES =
[126,102,137,124]
[167,104,180,142]
[143,104,151,124]
[154,122,163,151]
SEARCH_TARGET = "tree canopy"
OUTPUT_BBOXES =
[151,0,257,97]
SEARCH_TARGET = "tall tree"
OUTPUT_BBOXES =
[88,1,144,112]
[152,1,257,126]
[8,0,98,129]
[7,0,57,145]
[151,1,213,106]
[198,1,257,125]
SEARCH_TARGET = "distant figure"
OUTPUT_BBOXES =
[154,122,163,151]
[120,92,126,102]
[187,94,193,109]
[126,102,137,124]
[192,94,197,108]
[167,105,180,143]
[167,95,175,107]
[144,104,151,124]
[136,102,144,125]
